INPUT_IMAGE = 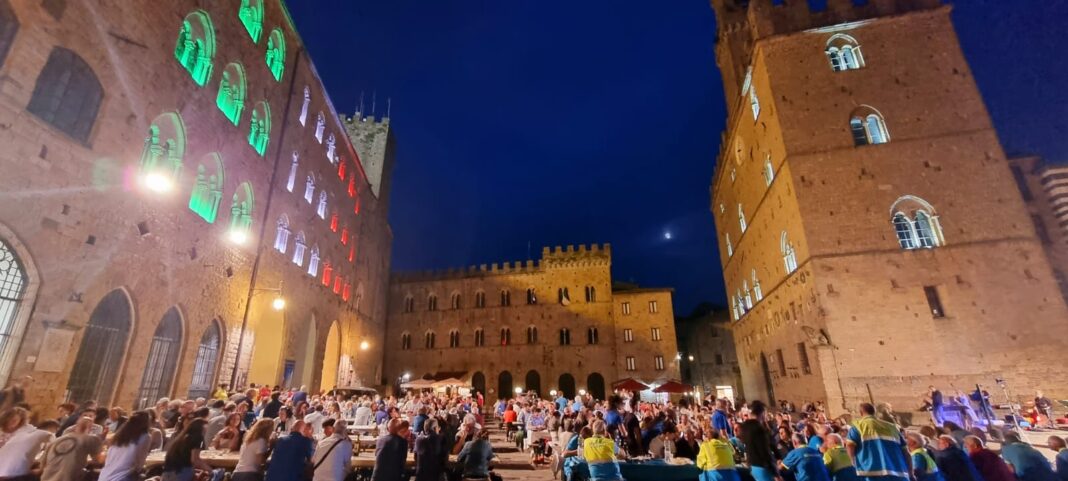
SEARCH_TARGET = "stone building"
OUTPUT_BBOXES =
[675,304,743,402]
[0,0,393,411]
[383,245,680,402]
[708,0,1068,414]
[1008,156,1068,302]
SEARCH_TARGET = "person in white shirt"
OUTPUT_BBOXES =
[0,413,58,479]
[312,419,352,481]
[304,405,327,439]
[99,411,153,481]
[354,402,373,426]
[232,419,274,481]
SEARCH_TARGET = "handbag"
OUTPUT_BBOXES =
[305,437,346,480]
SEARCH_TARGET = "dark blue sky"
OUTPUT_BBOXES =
[288,0,1068,316]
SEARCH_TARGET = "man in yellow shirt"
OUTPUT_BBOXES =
[212,383,229,401]
[696,427,741,481]
[584,420,623,481]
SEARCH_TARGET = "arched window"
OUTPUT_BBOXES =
[500,290,511,307]
[174,11,215,86]
[500,327,511,346]
[526,288,537,305]
[585,286,596,302]
[558,287,570,305]
[738,204,747,232]
[317,191,328,219]
[764,155,774,186]
[559,328,571,346]
[451,293,461,309]
[286,151,299,192]
[292,232,306,266]
[238,0,263,43]
[304,175,315,203]
[0,0,18,69]
[307,245,319,276]
[265,28,285,81]
[136,307,183,409]
[216,63,245,125]
[315,112,325,143]
[248,101,270,156]
[474,328,484,347]
[450,330,460,348]
[428,294,438,311]
[273,215,289,253]
[337,159,347,180]
[189,153,223,223]
[321,261,333,286]
[781,232,798,274]
[425,331,436,349]
[401,333,411,350]
[299,86,310,126]
[890,196,944,250]
[731,296,739,320]
[28,47,103,143]
[743,281,753,309]
[187,320,221,399]
[229,182,254,243]
[329,212,338,232]
[68,290,131,405]
[347,173,357,197]
[527,326,538,344]
[587,327,599,345]
[0,236,30,386]
[404,295,414,313]
[749,87,760,120]
[850,106,889,146]
[726,233,733,257]
[475,291,486,308]
[752,270,763,301]
[326,133,337,163]
[826,34,864,72]
[139,112,185,191]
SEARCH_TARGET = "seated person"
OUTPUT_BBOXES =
[781,433,831,481]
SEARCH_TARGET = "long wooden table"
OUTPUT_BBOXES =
[145,450,460,470]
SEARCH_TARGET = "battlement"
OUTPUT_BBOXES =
[391,243,613,283]
[715,0,942,41]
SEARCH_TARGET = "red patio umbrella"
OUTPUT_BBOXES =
[652,380,693,394]
[612,378,650,392]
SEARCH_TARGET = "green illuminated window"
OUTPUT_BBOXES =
[238,0,263,43]
[174,11,215,86]
[216,63,246,125]
[248,101,271,156]
[140,112,185,184]
[189,153,224,223]
[266,28,285,82]
[230,182,255,235]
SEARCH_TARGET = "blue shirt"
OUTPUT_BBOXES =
[846,416,908,481]
[556,397,568,411]
[265,433,314,481]
[1054,449,1068,481]
[783,446,832,481]
[1001,442,1057,481]
[712,410,733,438]
[605,410,622,431]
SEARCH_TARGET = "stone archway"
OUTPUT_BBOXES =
[320,320,341,392]
[497,371,513,400]
[67,288,133,405]
[587,372,606,401]
[558,373,576,399]
[0,225,41,389]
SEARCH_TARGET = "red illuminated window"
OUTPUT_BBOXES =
[322,262,332,286]
[338,160,346,180]
[341,227,348,245]
[353,199,361,215]
[343,282,352,301]
[333,275,342,294]
[348,245,355,262]
[348,175,356,197]
[330,213,338,232]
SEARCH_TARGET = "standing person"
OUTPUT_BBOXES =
[312,419,352,481]
[371,419,410,481]
[696,427,740,481]
[161,418,210,481]
[265,421,315,481]
[929,387,945,428]
[1035,392,1054,429]
[232,419,274,481]
[458,429,496,480]
[415,418,445,481]
[823,434,859,481]
[906,433,945,481]
[739,401,779,481]
[781,433,832,481]
[99,411,153,481]
[963,436,1016,481]
[845,403,910,481]
[584,420,623,481]
[713,399,734,438]
[1000,432,1057,481]
[39,416,104,481]
[262,392,283,420]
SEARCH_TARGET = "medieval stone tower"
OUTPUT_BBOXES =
[708,0,1068,413]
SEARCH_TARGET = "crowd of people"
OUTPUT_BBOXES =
[0,379,498,481]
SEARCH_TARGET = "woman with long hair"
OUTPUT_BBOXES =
[232,419,274,481]
[0,407,29,449]
[211,412,243,451]
[161,418,210,481]
[99,411,153,481]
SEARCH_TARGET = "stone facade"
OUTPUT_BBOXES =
[1008,156,1068,304]
[383,245,680,402]
[709,0,1068,415]
[676,305,743,402]
[0,0,392,412]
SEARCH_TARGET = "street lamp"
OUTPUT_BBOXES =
[228,229,249,245]
[550,390,558,397]
[675,352,682,361]
[142,172,173,193]
[360,340,370,350]
[272,296,286,311]
[688,355,694,361]
[579,389,587,396]
[402,373,411,381]
[514,387,523,395]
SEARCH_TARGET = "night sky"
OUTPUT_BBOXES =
[287,0,1068,316]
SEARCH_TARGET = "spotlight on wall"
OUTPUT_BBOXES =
[514,387,523,394]
[688,355,694,361]
[143,172,173,193]
[229,229,249,245]
[272,297,286,311]
[549,390,558,397]
[402,373,411,381]
[579,389,587,396]
[360,340,370,350]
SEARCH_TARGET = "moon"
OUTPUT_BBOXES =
[663,231,672,240]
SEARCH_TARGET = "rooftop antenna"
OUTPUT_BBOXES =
[386,97,392,119]
[358,92,365,119]
[371,91,377,118]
